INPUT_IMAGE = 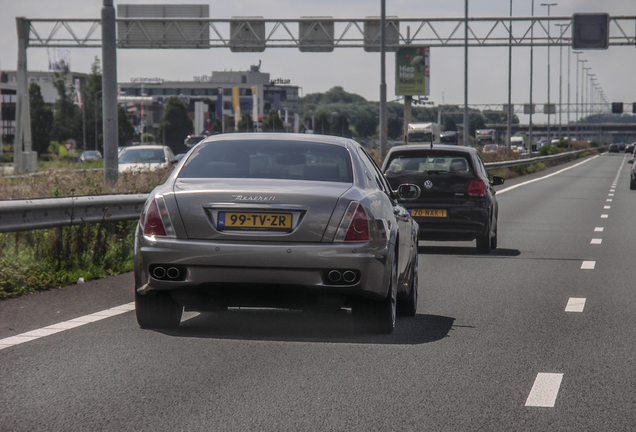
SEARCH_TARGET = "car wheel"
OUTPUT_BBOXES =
[135,290,183,329]
[630,179,636,190]
[398,249,418,317]
[490,224,498,250]
[353,257,397,334]
[476,231,491,254]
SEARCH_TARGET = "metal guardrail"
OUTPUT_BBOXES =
[0,194,148,233]
[0,149,601,234]
[483,148,592,170]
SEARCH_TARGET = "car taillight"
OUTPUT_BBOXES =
[143,197,176,237]
[467,178,486,197]
[143,199,167,236]
[335,202,370,242]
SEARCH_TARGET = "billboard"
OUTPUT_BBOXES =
[395,46,429,96]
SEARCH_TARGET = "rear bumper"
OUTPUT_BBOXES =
[134,234,393,306]
[410,206,489,241]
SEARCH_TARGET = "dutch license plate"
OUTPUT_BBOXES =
[218,212,292,230]
[411,209,447,218]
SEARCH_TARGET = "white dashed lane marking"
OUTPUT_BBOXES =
[565,298,586,312]
[525,373,564,407]
[581,261,596,270]
[0,302,135,350]
[590,239,602,244]
[594,227,604,232]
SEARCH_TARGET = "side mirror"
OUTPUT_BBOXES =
[491,176,505,186]
[396,184,421,200]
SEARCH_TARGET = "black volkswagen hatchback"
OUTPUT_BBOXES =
[382,144,504,254]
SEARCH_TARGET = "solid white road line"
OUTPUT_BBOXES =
[581,261,596,270]
[565,298,586,312]
[525,373,564,407]
[497,156,599,195]
[0,302,135,351]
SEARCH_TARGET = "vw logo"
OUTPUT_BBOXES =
[424,180,433,189]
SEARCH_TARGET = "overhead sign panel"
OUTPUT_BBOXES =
[230,17,266,52]
[364,17,399,52]
[572,13,609,50]
[395,46,429,96]
[117,4,210,49]
[299,17,334,52]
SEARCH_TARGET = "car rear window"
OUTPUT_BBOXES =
[119,148,166,163]
[178,140,353,182]
[385,153,473,175]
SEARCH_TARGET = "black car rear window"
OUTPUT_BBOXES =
[385,153,473,175]
[178,139,353,182]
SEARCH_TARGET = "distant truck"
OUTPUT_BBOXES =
[439,131,459,145]
[406,122,441,144]
[184,134,207,149]
[475,129,497,146]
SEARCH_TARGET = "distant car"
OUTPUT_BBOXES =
[629,157,636,190]
[118,145,176,173]
[134,133,420,333]
[608,144,620,153]
[618,143,627,152]
[625,143,634,154]
[383,144,504,254]
[482,144,498,154]
[79,150,102,161]
[184,134,207,149]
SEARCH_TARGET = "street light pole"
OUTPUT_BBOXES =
[574,54,586,140]
[528,0,535,154]
[582,66,591,140]
[541,3,557,143]
[506,0,513,148]
[94,89,102,151]
[555,23,567,139]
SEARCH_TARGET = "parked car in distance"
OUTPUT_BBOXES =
[608,144,620,153]
[482,144,498,154]
[625,143,634,154]
[382,144,504,254]
[184,134,207,149]
[79,150,102,161]
[134,133,420,334]
[628,157,636,190]
[118,145,176,172]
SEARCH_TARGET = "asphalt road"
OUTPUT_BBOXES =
[1,152,635,431]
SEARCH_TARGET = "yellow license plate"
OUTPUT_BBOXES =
[411,209,447,218]
[218,212,292,230]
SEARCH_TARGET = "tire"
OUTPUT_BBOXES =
[630,179,636,190]
[476,217,492,254]
[398,250,418,317]
[490,224,498,250]
[135,290,183,329]
[353,258,397,334]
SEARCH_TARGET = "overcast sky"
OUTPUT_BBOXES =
[2,0,635,125]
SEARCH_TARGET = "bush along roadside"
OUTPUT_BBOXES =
[0,220,137,299]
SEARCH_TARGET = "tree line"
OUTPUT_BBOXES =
[29,57,195,157]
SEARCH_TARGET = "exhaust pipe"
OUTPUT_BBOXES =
[328,270,342,282]
[152,266,166,279]
[343,270,357,283]
[167,267,180,279]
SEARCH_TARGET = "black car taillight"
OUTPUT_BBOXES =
[467,178,486,197]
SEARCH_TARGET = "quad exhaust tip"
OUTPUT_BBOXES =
[327,270,358,284]
[152,265,182,281]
